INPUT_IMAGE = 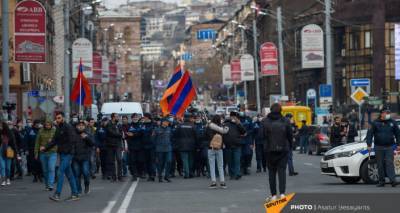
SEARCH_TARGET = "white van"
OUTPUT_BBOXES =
[101,102,143,117]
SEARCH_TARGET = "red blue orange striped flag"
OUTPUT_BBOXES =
[71,58,92,107]
[168,70,196,118]
[160,66,184,115]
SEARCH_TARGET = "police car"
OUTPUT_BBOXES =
[320,129,400,184]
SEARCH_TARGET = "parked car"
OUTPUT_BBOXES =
[308,125,331,155]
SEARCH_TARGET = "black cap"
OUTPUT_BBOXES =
[380,106,391,114]
[230,111,239,117]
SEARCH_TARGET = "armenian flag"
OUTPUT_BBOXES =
[70,58,92,107]
[168,70,196,118]
[160,66,184,115]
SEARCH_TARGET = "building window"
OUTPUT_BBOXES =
[390,29,395,47]
[364,31,371,48]
[349,33,360,50]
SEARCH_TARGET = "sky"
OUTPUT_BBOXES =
[103,0,181,9]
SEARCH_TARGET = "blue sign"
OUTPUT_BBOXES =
[319,84,332,97]
[316,107,329,115]
[350,78,370,87]
[37,97,46,103]
[182,52,192,61]
[197,29,216,40]
[28,90,39,97]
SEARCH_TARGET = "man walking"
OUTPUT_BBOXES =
[42,112,79,201]
[261,103,293,202]
[366,107,400,187]
[105,113,123,182]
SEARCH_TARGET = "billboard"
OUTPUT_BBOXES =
[89,52,102,84]
[222,64,233,86]
[230,59,241,83]
[240,54,255,81]
[14,0,46,63]
[72,38,93,78]
[101,56,109,83]
[395,24,400,80]
[301,24,324,69]
[260,42,278,76]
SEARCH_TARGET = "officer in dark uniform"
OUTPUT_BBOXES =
[126,114,144,181]
[239,112,254,175]
[141,113,156,181]
[193,113,209,177]
[174,114,197,178]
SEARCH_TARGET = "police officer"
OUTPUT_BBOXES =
[253,115,266,173]
[193,113,208,177]
[174,114,197,179]
[141,113,156,181]
[366,107,400,187]
[95,117,108,179]
[126,114,144,181]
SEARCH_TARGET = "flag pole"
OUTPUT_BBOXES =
[79,58,82,117]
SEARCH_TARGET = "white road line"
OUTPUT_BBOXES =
[117,179,139,213]
[102,181,130,213]
[304,163,313,166]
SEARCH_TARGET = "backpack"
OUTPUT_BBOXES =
[210,133,223,150]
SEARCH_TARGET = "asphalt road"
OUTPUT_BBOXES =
[1,152,399,213]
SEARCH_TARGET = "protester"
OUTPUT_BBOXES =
[253,115,266,173]
[86,117,97,179]
[366,107,400,187]
[0,121,18,186]
[298,120,308,154]
[95,117,108,179]
[330,117,342,148]
[223,111,246,180]
[42,112,79,201]
[285,114,298,176]
[239,112,253,175]
[193,113,209,177]
[35,120,56,191]
[153,118,173,182]
[261,103,293,202]
[72,120,95,195]
[105,113,124,182]
[174,114,197,179]
[11,119,25,179]
[206,115,229,188]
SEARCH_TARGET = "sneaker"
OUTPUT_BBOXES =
[65,195,80,201]
[208,182,217,189]
[279,194,286,199]
[391,182,398,187]
[1,181,5,186]
[265,195,278,203]
[6,179,11,185]
[220,182,227,189]
[49,194,61,202]
[289,172,299,176]
[164,177,171,183]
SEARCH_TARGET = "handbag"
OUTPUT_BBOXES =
[210,134,222,150]
[6,147,15,159]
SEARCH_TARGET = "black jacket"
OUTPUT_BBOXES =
[330,124,342,145]
[174,121,197,152]
[46,122,75,155]
[73,130,95,161]
[223,119,246,149]
[105,121,122,148]
[126,122,143,151]
[261,112,293,152]
[367,118,400,147]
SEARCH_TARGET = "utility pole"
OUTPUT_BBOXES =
[81,5,85,38]
[2,0,9,103]
[325,0,334,104]
[64,2,71,121]
[241,27,248,110]
[252,16,261,114]
[277,7,286,96]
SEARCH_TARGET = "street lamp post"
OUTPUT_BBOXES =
[2,0,9,104]
[252,14,261,114]
[64,2,71,121]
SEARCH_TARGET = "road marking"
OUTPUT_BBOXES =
[117,179,139,213]
[304,163,313,166]
[102,181,130,213]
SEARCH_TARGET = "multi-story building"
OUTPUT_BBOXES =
[97,9,142,102]
[141,42,165,61]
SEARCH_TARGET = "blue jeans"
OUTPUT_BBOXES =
[72,159,90,194]
[39,152,57,188]
[0,147,12,178]
[287,150,295,174]
[375,146,396,183]
[208,149,225,182]
[56,154,78,196]
[299,136,308,154]
[225,147,241,178]
[156,152,172,178]
[180,151,193,177]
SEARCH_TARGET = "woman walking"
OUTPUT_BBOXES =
[0,121,18,186]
